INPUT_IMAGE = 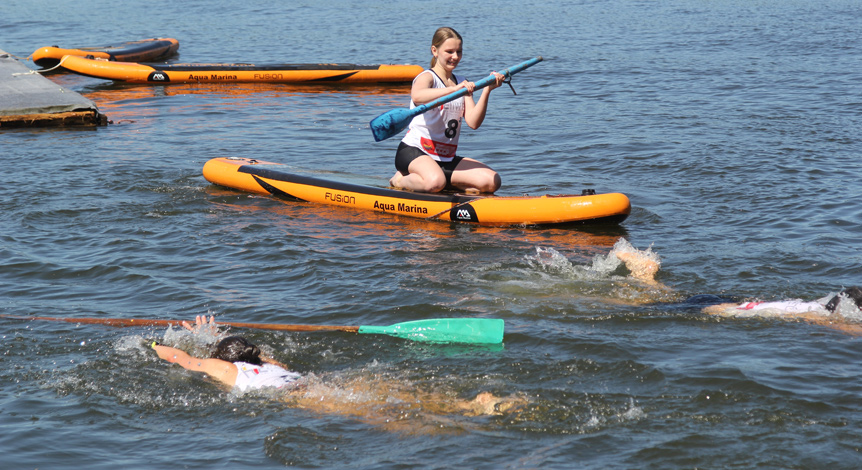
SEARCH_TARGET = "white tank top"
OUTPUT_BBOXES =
[233,361,302,392]
[400,70,465,161]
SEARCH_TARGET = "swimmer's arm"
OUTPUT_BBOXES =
[615,250,663,287]
[181,315,219,335]
[702,303,739,316]
[702,306,862,336]
[153,344,238,386]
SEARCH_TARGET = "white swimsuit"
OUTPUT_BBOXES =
[732,300,828,317]
[233,361,302,392]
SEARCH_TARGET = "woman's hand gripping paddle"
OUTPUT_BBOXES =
[1,315,504,345]
[369,56,543,142]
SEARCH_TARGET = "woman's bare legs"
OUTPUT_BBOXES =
[391,156,500,194]
[284,374,525,432]
[449,158,500,194]
[390,154,447,192]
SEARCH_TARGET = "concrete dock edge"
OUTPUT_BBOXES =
[0,48,106,128]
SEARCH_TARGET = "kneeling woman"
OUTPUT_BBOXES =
[390,27,505,194]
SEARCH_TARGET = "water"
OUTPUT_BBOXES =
[2,0,861,468]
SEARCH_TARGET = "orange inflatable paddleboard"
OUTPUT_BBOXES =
[31,37,179,68]
[59,55,423,84]
[202,157,631,226]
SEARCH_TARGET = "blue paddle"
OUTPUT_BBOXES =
[369,56,543,142]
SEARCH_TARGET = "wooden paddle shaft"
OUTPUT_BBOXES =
[0,315,361,333]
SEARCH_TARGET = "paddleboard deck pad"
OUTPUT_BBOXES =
[31,38,180,68]
[58,55,423,83]
[203,157,631,226]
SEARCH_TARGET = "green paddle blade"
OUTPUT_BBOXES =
[358,318,504,344]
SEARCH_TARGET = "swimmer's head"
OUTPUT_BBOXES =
[824,286,862,313]
[212,336,262,365]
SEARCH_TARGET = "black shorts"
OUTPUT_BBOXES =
[395,142,464,186]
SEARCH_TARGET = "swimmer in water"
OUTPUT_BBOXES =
[152,316,524,431]
[701,286,862,335]
[609,240,862,335]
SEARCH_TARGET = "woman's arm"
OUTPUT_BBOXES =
[702,303,739,316]
[182,314,219,335]
[152,343,238,387]
[615,250,661,286]
[463,72,504,130]
[409,72,474,105]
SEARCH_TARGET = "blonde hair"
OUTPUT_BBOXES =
[430,27,463,68]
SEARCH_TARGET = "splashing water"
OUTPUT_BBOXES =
[824,292,862,322]
[526,238,660,281]
[520,238,680,306]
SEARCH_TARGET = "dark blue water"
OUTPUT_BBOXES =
[2,0,861,468]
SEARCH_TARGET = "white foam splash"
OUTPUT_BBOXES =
[825,292,862,321]
[621,397,645,421]
[525,238,661,283]
[525,246,615,281]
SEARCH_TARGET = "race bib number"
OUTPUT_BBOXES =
[420,137,457,157]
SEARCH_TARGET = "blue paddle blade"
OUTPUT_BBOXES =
[370,107,416,142]
[358,318,504,344]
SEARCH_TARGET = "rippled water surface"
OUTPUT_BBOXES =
[2,0,861,468]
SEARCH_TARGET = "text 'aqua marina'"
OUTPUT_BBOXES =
[374,201,428,214]
[187,74,240,81]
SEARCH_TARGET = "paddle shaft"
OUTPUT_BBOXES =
[418,56,543,113]
[0,314,360,333]
[370,56,543,141]
[2,315,503,344]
